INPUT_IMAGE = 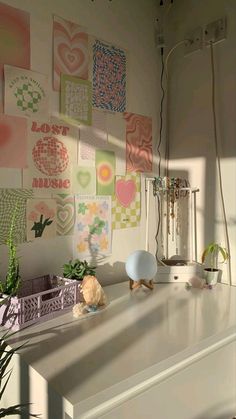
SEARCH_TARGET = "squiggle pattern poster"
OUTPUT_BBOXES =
[93,40,126,112]
[124,112,153,173]
[53,15,88,91]
[74,196,111,257]
[0,2,30,112]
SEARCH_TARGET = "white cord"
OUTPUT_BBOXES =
[164,39,189,175]
[165,39,189,79]
[210,41,232,286]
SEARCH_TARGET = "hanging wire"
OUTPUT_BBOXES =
[209,41,232,286]
[157,48,165,177]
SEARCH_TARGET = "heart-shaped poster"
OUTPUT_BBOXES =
[56,196,75,235]
[116,179,136,208]
[58,44,86,73]
[77,170,91,188]
[53,16,89,90]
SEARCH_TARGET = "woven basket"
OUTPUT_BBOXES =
[0,275,79,331]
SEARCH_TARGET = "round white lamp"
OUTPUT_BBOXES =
[125,250,157,290]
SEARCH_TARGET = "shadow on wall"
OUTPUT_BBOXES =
[96,261,128,286]
[86,228,128,285]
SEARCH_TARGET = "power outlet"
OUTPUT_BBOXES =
[205,17,227,44]
[184,27,203,55]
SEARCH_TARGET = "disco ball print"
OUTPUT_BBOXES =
[32,137,69,176]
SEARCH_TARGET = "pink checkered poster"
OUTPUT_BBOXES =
[23,119,77,193]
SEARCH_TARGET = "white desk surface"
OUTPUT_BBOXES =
[8,282,236,417]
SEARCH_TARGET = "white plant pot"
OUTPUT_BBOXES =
[203,268,219,285]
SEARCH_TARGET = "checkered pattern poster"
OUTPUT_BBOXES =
[4,65,49,119]
[0,188,33,244]
[112,174,140,229]
[93,40,126,112]
[60,74,92,125]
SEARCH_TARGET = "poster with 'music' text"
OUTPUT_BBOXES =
[23,119,77,193]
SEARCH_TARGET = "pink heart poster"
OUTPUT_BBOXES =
[53,15,89,91]
[0,114,27,168]
[112,174,141,229]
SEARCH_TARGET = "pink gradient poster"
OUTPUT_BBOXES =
[53,15,89,91]
[0,2,30,112]
[0,114,27,168]
[124,112,152,173]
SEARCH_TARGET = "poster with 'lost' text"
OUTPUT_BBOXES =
[23,119,77,193]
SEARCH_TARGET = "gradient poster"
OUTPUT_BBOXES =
[0,2,30,112]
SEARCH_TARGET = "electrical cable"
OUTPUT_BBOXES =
[157,47,165,177]
[155,40,188,260]
[164,39,189,79]
[154,47,165,263]
[164,39,189,176]
[209,41,232,286]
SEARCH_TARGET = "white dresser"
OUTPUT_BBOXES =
[3,282,236,419]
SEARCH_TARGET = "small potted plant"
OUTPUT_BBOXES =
[201,242,229,285]
[63,259,96,281]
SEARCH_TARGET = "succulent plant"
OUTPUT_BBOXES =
[62,259,96,281]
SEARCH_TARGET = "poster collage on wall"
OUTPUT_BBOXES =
[0,2,153,257]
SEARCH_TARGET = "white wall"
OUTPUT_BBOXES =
[165,0,236,284]
[0,0,160,284]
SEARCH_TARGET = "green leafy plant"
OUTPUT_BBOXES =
[201,242,229,271]
[0,329,40,418]
[0,205,21,297]
[63,259,96,281]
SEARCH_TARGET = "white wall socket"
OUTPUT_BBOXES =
[205,17,227,44]
[184,27,203,55]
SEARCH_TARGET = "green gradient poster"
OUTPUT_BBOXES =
[96,150,115,195]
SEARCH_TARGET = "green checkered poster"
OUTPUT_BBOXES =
[112,174,140,229]
[4,65,49,119]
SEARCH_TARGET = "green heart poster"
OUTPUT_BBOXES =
[96,150,115,195]
[72,165,96,195]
